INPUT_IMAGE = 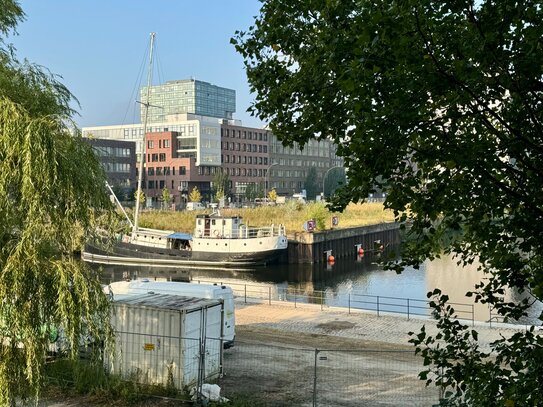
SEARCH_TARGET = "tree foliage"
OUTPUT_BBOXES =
[245,183,258,202]
[212,168,231,200]
[324,167,346,199]
[160,188,172,209]
[268,188,278,202]
[189,186,202,203]
[233,0,543,404]
[134,189,145,209]
[304,166,319,200]
[0,2,113,403]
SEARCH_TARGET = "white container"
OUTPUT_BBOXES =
[107,280,235,348]
[108,293,223,389]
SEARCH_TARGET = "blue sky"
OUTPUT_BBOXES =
[8,0,264,128]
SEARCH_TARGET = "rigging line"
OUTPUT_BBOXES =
[121,39,150,127]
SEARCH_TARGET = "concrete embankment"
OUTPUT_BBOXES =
[286,222,401,263]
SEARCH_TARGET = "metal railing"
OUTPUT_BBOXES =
[193,280,476,325]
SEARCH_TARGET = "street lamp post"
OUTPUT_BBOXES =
[322,165,343,200]
[265,162,279,202]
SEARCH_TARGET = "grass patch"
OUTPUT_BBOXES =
[43,359,189,406]
[136,202,394,235]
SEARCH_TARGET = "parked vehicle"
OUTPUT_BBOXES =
[186,202,205,211]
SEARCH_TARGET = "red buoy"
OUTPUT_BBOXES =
[358,247,364,256]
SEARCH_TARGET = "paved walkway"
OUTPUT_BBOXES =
[234,298,532,352]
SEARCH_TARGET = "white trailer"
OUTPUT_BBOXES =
[107,280,236,348]
[108,293,223,389]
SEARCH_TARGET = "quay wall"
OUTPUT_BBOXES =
[286,222,401,264]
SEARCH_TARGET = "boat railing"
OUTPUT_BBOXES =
[196,224,286,239]
[243,224,286,239]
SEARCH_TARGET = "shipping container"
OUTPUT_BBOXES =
[107,293,223,389]
[107,280,235,348]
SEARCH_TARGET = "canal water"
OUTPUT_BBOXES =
[91,248,541,325]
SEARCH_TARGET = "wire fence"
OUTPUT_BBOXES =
[106,331,223,394]
[48,333,441,405]
[218,340,441,406]
[193,279,476,325]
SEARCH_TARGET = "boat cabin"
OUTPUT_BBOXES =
[194,214,244,239]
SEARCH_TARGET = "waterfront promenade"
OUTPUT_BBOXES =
[234,297,531,352]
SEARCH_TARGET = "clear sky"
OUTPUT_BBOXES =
[8,0,264,129]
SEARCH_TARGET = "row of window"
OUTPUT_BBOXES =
[94,146,132,158]
[223,167,266,177]
[223,155,269,166]
[147,139,171,149]
[222,142,267,153]
[148,153,167,162]
[222,128,268,141]
[147,166,187,176]
[102,162,131,173]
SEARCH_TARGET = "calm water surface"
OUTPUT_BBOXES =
[91,249,541,325]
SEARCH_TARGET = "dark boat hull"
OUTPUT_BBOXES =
[83,241,285,268]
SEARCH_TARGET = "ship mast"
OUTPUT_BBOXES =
[133,32,155,234]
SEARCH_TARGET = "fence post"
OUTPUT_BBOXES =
[294,290,297,308]
[407,298,410,320]
[269,286,271,305]
[313,349,319,407]
[377,296,380,317]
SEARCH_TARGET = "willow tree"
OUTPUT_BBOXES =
[233,0,543,404]
[0,2,113,404]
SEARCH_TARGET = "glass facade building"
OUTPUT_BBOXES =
[141,79,236,123]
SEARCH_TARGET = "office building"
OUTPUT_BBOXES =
[82,79,342,206]
[85,138,137,200]
[141,79,236,123]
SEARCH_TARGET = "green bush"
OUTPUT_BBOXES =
[305,202,329,230]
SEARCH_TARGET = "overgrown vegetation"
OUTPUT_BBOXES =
[43,359,189,406]
[137,202,394,234]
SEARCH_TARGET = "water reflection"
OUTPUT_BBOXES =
[89,248,541,325]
